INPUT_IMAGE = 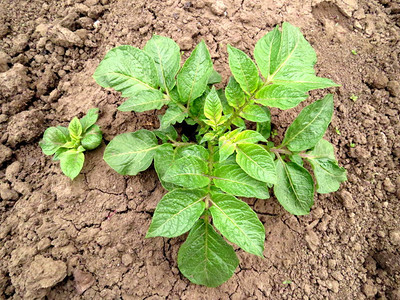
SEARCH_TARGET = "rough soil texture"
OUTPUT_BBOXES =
[0,0,400,299]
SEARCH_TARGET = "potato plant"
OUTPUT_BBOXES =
[40,108,102,179]
[93,23,347,287]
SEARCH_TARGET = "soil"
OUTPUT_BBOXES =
[0,0,399,299]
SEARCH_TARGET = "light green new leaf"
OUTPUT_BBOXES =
[163,156,210,188]
[282,94,333,151]
[234,130,267,144]
[154,143,179,191]
[59,149,85,180]
[225,76,245,107]
[274,160,314,215]
[81,124,102,150]
[306,139,347,193]
[254,23,338,92]
[40,127,69,155]
[68,117,82,139]
[144,35,181,92]
[177,41,213,103]
[227,45,259,94]
[236,144,276,184]
[53,148,68,161]
[204,87,222,125]
[210,193,265,256]
[103,129,159,175]
[218,136,236,162]
[178,219,239,287]
[146,189,206,238]
[93,45,158,97]
[118,89,167,112]
[159,104,188,130]
[213,160,270,199]
[255,84,308,110]
[80,108,99,132]
[240,104,270,122]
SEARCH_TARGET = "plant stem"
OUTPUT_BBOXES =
[270,147,292,155]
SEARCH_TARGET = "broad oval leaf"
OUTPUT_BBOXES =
[163,156,210,188]
[210,193,265,256]
[208,69,222,84]
[176,145,209,161]
[118,89,167,112]
[80,108,99,132]
[146,189,207,238]
[39,127,69,155]
[103,129,159,175]
[159,103,188,130]
[254,23,338,92]
[154,143,179,191]
[282,94,334,151]
[218,136,236,162]
[81,124,102,150]
[255,84,308,110]
[204,87,222,126]
[177,41,213,103]
[227,45,259,94]
[213,160,270,199]
[144,35,181,92]
[225,76,245,107]
[59,149,85,180]
[274,160,314,215]
[236,144,276,184]
[239,104,270,122]
[93,45,159,97]
[177,219,239,287]
[306,139,347,193]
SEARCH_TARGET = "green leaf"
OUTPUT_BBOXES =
[225,76,245,107]
[256,107,271,139]
[289,154,303,166]
[154,143,179,191]
[81,124,102,150]
[118,89,167,112]
[282,94,334,151]
[204,87,222,126]
[240,104,270,122]
[39,127,69,155]
[210,193,265,256]
[227,45,259,94]
[232,117,246,128]
[59,149,85,180]
[234,130,267,144]
[93,45,158,97]
[144,35,180,92]
[254,23,338,92]
[159,104,188,130]
[177,219,239,287]
[255,84,308,110]
[154,126,178,143]
[80,108,99,132]
[163,156,210,188]
[218,136,236,162]
[208,69,222,84]
[53,148,68,161]
[68,117,83,139]
[236,144,276,184]
[176,145,209,161]
[274,160,314,215]
[213,160,270,199]
[177,41,213,103]
[306,139,347,193]
[146,189,206,238]
[103,129,159,175]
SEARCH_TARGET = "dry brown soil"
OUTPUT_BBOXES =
[0,0,400,299]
